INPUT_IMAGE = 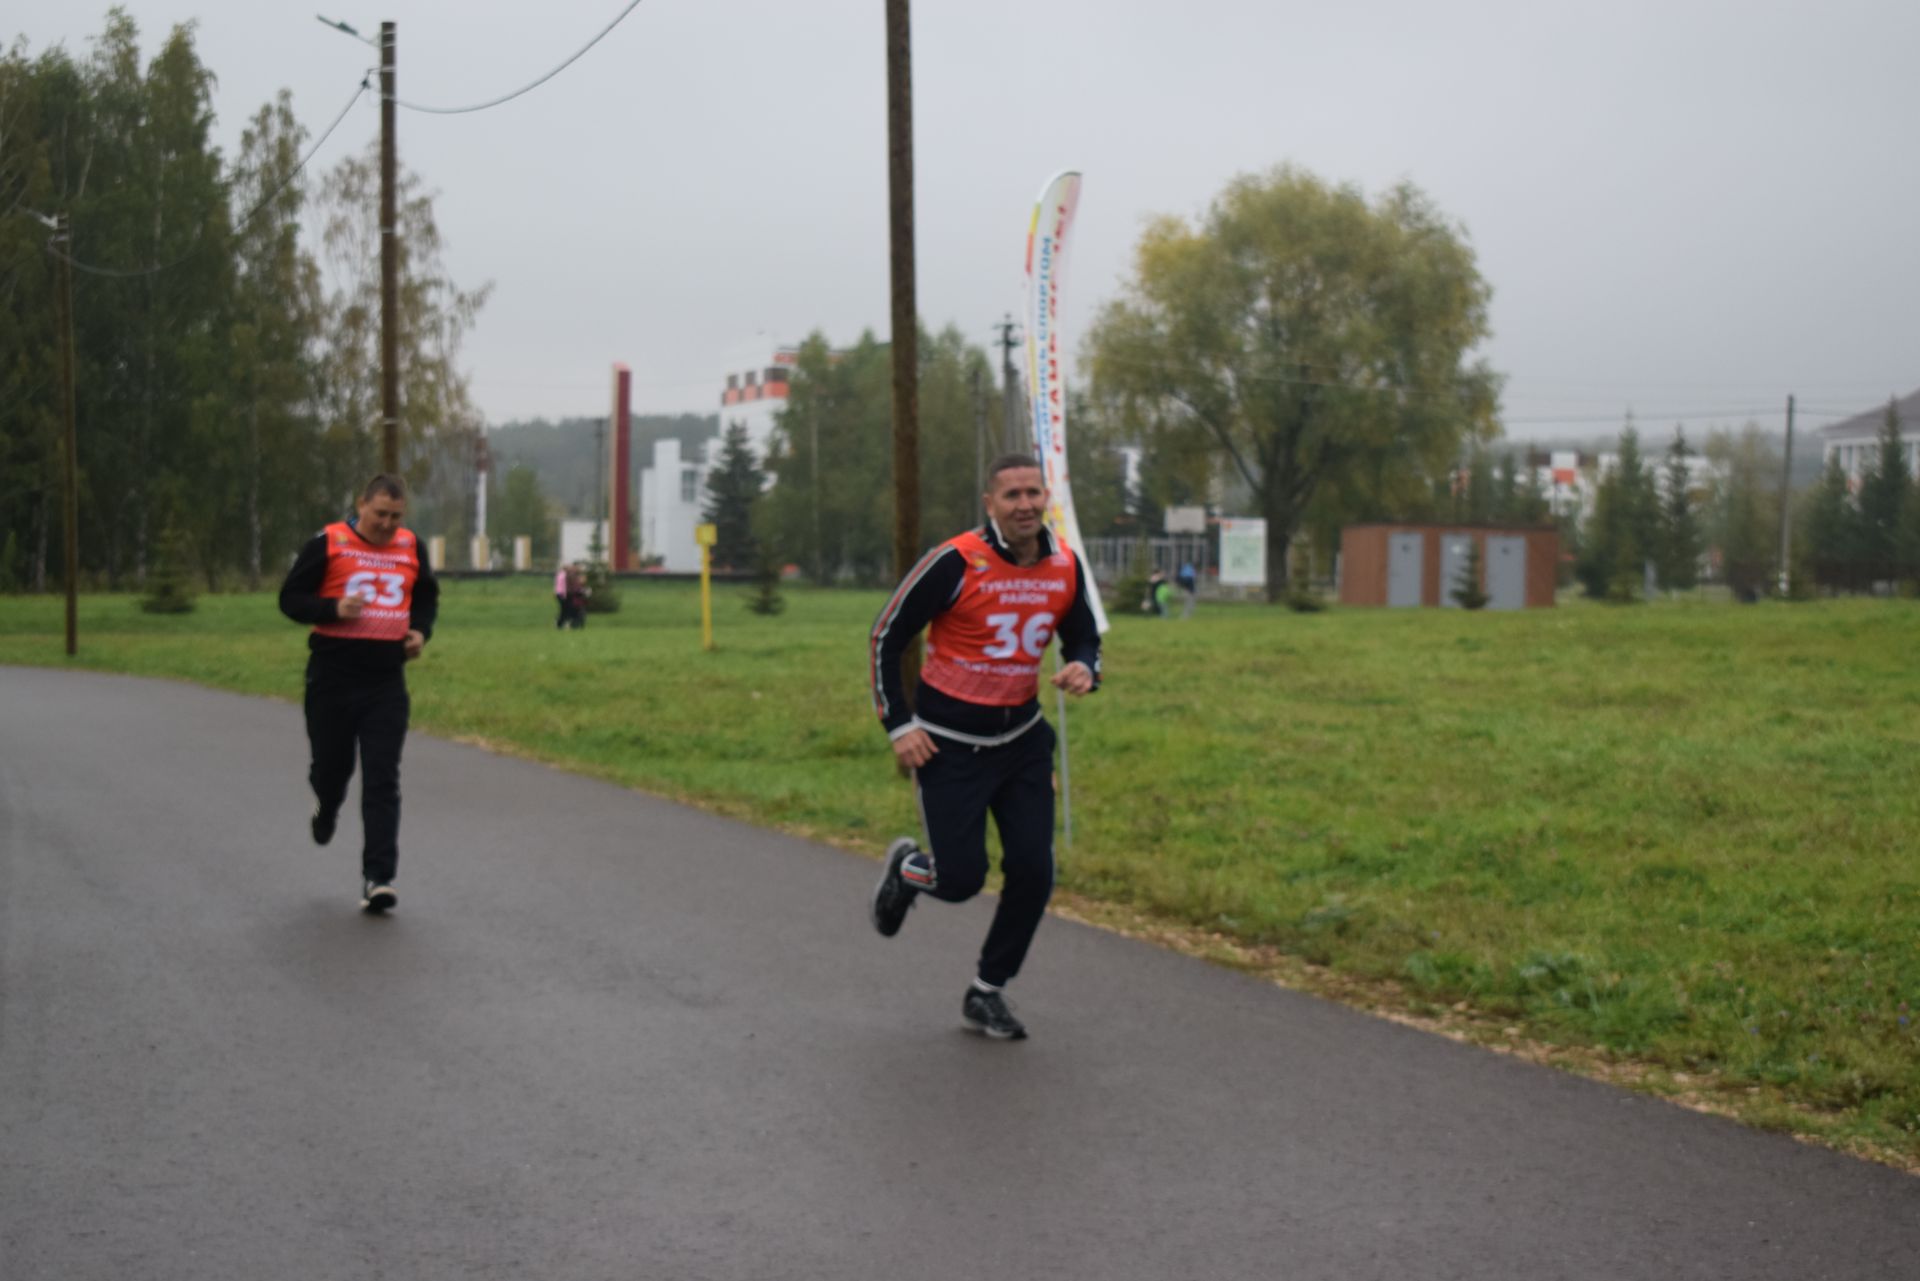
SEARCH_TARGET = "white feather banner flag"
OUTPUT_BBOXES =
[1024,170,1110,633]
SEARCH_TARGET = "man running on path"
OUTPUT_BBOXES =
[278,474,439,912]
[867,454,1102,1039]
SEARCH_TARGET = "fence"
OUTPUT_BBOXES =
[1082,535,1214,590]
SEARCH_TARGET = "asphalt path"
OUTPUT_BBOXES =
[2,665,1916,1280]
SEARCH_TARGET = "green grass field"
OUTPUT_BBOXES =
[4,579,1917,1163]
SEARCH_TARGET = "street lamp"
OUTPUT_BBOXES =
[315,15,377,46]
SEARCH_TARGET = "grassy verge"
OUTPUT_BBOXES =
[3,579,1916,1166]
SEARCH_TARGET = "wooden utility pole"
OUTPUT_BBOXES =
[885,0,921,722]
[380,20,400,474]
[970,362,985,510]
[996,315,1023,453]
[1776,393,1796,597]
[52,214,78,656]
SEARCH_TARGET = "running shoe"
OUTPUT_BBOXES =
[310,800,337,847]
[360,880,398,914]
[870,837,924,937]
[962,986,1028,1040]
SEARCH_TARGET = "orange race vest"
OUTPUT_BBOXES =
[311,521,421,642]
[921,530,1079,707]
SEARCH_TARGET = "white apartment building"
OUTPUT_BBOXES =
[1819,388,1920,490]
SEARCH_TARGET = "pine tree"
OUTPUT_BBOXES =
[702,422,764,571]
[583,524,619,613]
[1577,423,1658,600]
[1451,538,1489,609]
[1656,429,1700,592]
[1803,453,1862,593]
[1857,398,1909,587]
[745,550,785,616]
[1705,426,1780,601]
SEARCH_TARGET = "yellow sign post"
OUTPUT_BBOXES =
[695,523,717,651]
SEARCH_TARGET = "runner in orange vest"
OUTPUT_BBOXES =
[277,474,439,912]
[867,454,1102,1039]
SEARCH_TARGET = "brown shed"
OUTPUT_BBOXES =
[1339,523,1559,609]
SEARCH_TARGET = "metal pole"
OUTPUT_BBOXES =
[1055,663,1073,850]
[379,21,400,474]
[1776,393,1795,597]
[54,214,78,656]
[886,0,920,697]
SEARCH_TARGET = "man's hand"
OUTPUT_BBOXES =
[403,630,425,660]
[1051,661,1094,696]
[891,727,938,770]
[336,595,365,620]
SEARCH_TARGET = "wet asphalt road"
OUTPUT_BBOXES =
[2,665,1916,1280]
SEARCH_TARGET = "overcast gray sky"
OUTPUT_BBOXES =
[12,0,1918,439]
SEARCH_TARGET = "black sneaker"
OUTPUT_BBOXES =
[310,800,337,847]
[870,837,922,937]
[360,880,397,914]
[962,986,1028,1040]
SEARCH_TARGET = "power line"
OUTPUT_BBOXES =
[49,79,369,280]
[389,0,645,115]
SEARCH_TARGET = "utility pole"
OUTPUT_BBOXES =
[51,213,78,657]
[1777,393,1795,598]
[970,362,985,511]
[885,0,920,719]
[996,314,1023,453]
[380,20,400,474]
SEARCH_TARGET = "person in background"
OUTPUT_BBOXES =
[554,562,572,629]
[565,563,591,628]
[1145,569,1170,616]
[1177,561,1198,619]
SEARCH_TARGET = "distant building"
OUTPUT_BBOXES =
[1818,388,1920,491]
[1528,449,1590,517]
[639,348,797,572]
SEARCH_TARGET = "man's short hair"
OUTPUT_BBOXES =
[986,453,1042,485]
[361,473,408,502]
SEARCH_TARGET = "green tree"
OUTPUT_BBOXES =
[1087,165,1499,600]
[0,40,73,592]
[760,332,892,583]
[1461,445,1495,523]
[1655,428,1700,592]
[1511,448,1550,525]
[1491,451,1519,523]
[1577,425,1655,600]
[314,141,492,515]
[1704,426,1779,600]
[78,16,232,585]
[211,89,327,588]
[1450,538,1489,609]
[1802,452,1862,593]
[1856,398,1909,586]
[702,421,764,570]
[492,463,555,561]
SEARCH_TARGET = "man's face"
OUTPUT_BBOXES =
[984,466,1048,542]
[356,492,406,546]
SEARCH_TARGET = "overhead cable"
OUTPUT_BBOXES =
[390,0,645,115]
